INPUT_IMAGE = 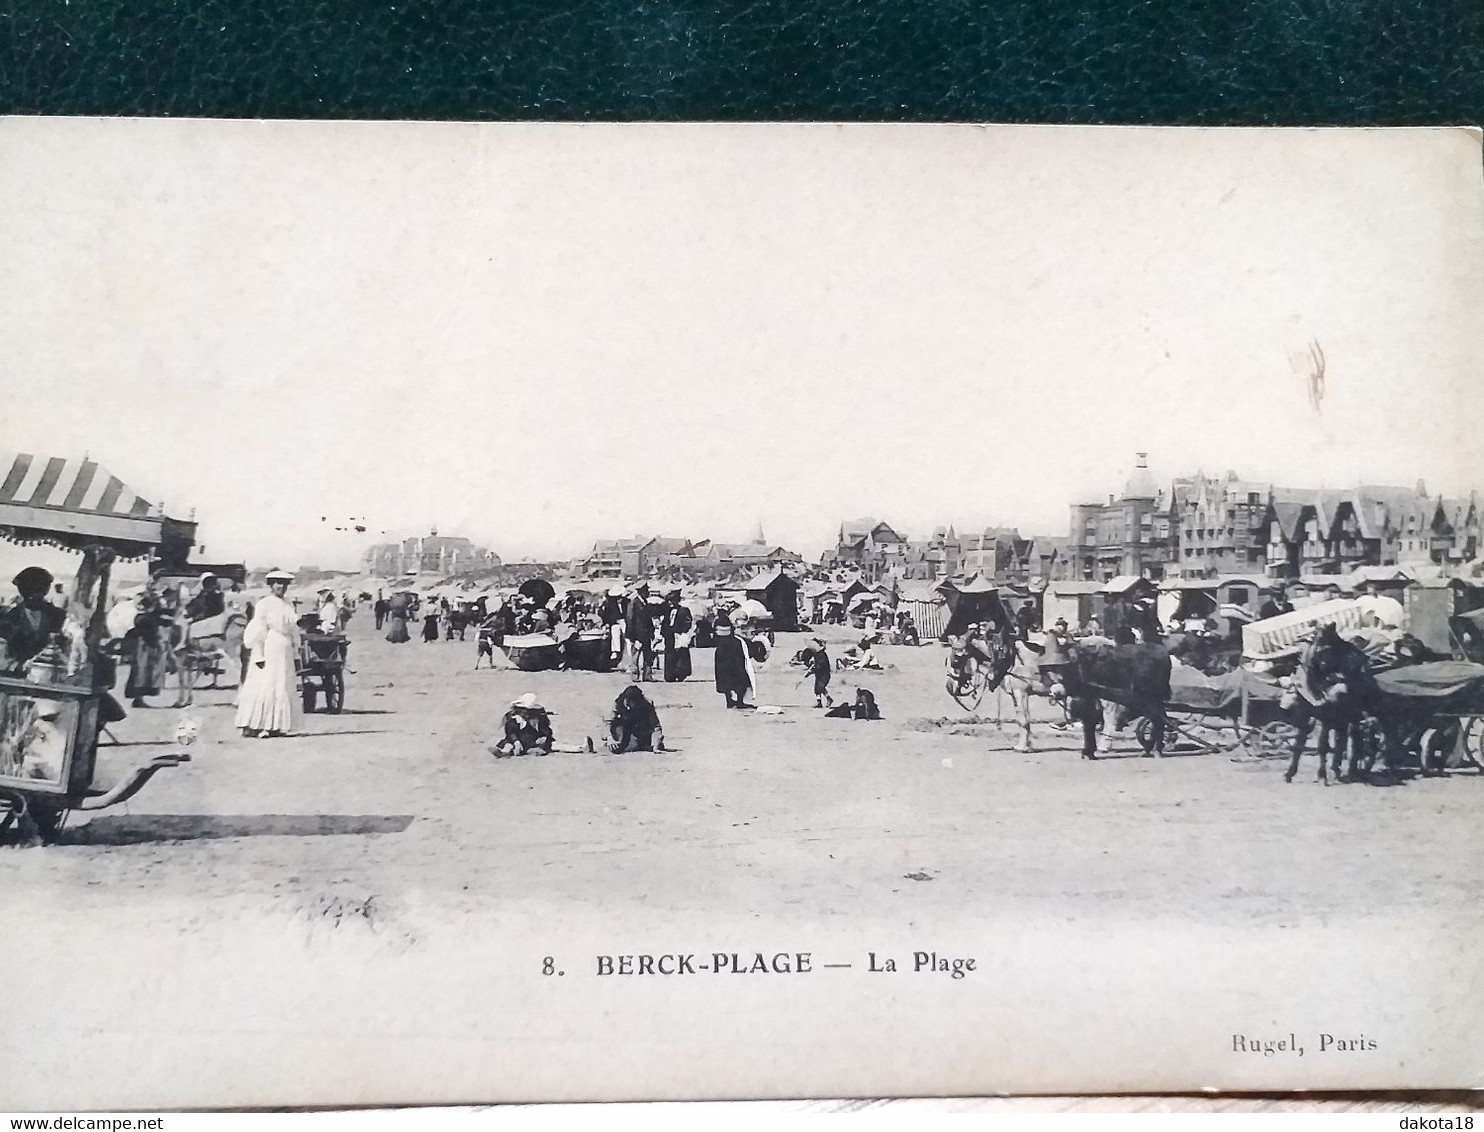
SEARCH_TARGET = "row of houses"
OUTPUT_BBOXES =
[1067,456,1483,583]
[825,518,1072,585]
[576,531,804,582]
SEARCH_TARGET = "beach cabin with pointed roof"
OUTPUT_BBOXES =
[742,567,800,631]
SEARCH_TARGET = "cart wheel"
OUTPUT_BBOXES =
[325,670,345,714]
[1135,717,1154,752]
[1460,717,1484,770]
[302,682,317,714]
[1418,727,1450,774]
[1255,721,1299,758]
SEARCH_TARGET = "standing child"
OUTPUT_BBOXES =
[804,636,833,709]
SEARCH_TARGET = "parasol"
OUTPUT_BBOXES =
[735,598,770,621]
[518,578,556,606]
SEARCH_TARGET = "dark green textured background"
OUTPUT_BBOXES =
[2,0,1482,121]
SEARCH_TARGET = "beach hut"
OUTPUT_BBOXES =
[1042,580,1104,631]
[894,580,948,641]
[937,574,1012,638]
[743,568,801,631]
[1214,574,1274,619]
[1101,575,1158,638]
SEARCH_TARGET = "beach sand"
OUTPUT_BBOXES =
[3,615,1481,1106]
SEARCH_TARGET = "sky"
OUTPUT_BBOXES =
[2,121,1482,572]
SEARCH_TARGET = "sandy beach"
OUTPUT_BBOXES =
[4,614,1481,1107]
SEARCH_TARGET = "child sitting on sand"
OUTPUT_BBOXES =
[490,692,594,758]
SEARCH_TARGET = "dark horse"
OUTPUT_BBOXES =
[1284,624,1379,784]
[1035,638,1172,759]
[1164,631,1242,676]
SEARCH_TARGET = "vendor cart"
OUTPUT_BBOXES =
[298,629,348,713]
[0,451,198,841]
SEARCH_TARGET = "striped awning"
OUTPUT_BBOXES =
[0,454,157,518]
[0,452,195,555]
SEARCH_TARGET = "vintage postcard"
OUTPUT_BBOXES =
[0,120,1481,1109]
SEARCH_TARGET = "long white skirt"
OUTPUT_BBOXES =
[234,633,302,734]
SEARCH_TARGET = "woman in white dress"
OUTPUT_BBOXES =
[236,570,302,738]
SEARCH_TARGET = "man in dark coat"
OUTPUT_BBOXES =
[1257,587,1294,622]
[659,587,694,682]
[625,583,656,681]
[0,566,66,674]
[373,594,389,630]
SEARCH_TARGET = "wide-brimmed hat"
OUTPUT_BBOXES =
[607,586,625,597]
[12,566,54,592]
[265,569,294,583]
[665,586,682,597]
[812,637,826,647]
[199,572,217,583]
[511,692,544,711]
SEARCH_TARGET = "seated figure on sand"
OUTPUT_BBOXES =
[490,692,591,758]
[604,685,666,753]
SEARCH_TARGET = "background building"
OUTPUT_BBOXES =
[362,530,499,577]
[1067,454,1173,581]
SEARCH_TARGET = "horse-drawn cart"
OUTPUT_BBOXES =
[1134,665,1291,755]
[1368,660,1484,774]
[298,629,348,713]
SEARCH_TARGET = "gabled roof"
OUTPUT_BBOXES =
[1312,490,1349,536]
[1049,580,1105,595]
[1346,486,1428,540]
[743,568,797,591]
[1102,575,1153,594]
[840,516,904,543]
[1270,501,1307,542]
[938,572,999,596]
[646,537,694,556]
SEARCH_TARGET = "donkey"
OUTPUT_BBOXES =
[169,607,249,707]
[1283,625,1380,784]
[1002,637,1171,759]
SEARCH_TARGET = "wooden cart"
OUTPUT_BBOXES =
[298,630,348,713]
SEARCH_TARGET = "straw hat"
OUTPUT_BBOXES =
[511,692,545,711]
[265,569,294,583]
[607,586,625,597]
